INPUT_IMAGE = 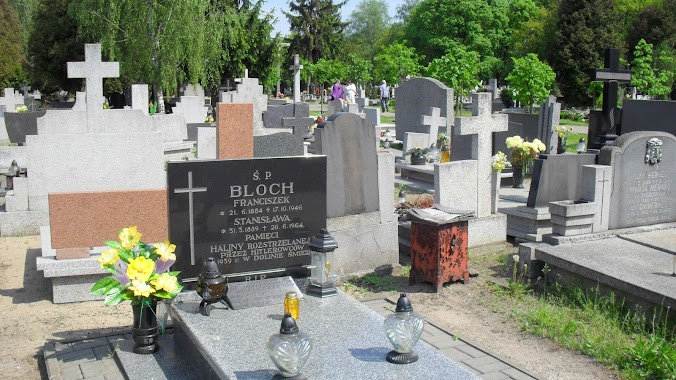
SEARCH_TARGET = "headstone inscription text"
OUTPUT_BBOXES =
[624,169,672,226]
[168,156,327,280]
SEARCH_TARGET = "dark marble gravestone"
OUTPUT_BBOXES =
[167,156,327,281]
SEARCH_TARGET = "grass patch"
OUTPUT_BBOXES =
[341,273,396,295]
[560,118,588,127]
[565,133,588,153]
[495,283,676,379]
[381,114,395,124]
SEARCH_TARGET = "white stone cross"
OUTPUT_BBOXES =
[420,107,446,148]
[174,171,208,266]
[0,88,24,112]
[67,44,120,132]
[455,92,508,217]
[289,54,303,103]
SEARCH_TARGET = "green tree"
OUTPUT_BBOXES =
[631,39,674,99]
[626,0,676,61]
[27,0,82,93]
[506,53,556,113]
[425,46,480,112]
[374,42,422,85]
[549,0,623,106]
[0,0,27,88]
[512,2,558,61]
[345,53,373,88]
[395,0,421,22]
[310,58,347,97]
[345,0,389,79]
[405,0,530,78]
[284,0,347,63]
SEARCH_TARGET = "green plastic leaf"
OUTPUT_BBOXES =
[167,271,180,277]
[104,288,124,306]
[105,241,122,249]
[91,277,118,295]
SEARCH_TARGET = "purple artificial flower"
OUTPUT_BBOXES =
[155,258,175,275]
[113,260,130,285]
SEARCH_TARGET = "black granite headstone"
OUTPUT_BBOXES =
[167,156,326,281]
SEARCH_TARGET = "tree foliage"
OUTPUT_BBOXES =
[512,2,558,61]
[425,45,480,111]
[549,0,622,106]
[345,53,372,88]
[374,42,422,85]
[506,53,556,113]
[310,58,347,88]
[405,0,537,78]
[0,0,27,88]
[345,0,389,79]
[631,39,674,99]
[284,0,347,63]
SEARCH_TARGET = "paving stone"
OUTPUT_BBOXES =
[439,346,472,362]
[80,360,108,378]
[464,355,511,373]
[106,335,126,347]
[501,367,539,380]
[61,365,83,380]
[425,336,464,349]
[101,358,120,372]
[82,376,105,380]
[59,348,96,368]
[480,371,511,380]
[93,345,112,360]
[54,343,74,353]
[103,373,126,380]
[456,344,488,358]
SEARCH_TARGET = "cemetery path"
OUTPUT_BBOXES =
[0,235,128,379]
[346,242,619,380]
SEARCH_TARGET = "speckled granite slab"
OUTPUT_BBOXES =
[168,290,479,380]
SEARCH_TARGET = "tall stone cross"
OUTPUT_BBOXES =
[20,84,31,97]
[589,48,632,148]
[420,107,446,148]
[455,92,508,217]
[174,171,208,266]
[282,116,314,138]
[289,54,303,103]
[67,44,120,132]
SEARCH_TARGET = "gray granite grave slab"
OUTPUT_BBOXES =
[535,237,676,309]
[115,334,201,380]
[196,125,217,159]
[599,131,676,229]
[580,164,613,232]
[617,229,676,254]
[168,290,478,380]
[4,111,45,144]
[186,122,211,141]
[267,99,288,106]
[315,113,379,218]
[5,177,28,211]
[26,131,165,211]
[327,99,344,116]
[36,110,88,134]
[435,160,478,215]
[493,113,540,157]
[253,132,304,158]
[403,132,430,155]
[527,154,597,207]
[0,208,48,236]
[377,151,396,224]
[537,97,561,154]
[263,103,295,129]
[395,78,453,139]
[131,84,148,115]
[364,107,380,126]
[421,107,446,147]
[151,113,187,142]
[172,96,208,124]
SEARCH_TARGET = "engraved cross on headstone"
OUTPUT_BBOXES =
[421,107,446,148]
[455,92,508,217]
[597,170,610,227]
[67,44,120,132]
[289,54,303,103]
[174,171,207,266]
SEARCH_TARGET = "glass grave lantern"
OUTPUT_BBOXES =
[383,293,425,364]
[267,312,312,380]
[306,229,338,297]
[577,137,587,154]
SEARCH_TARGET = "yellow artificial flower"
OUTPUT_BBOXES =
[119,226,142,250]
[151,273,179,293]
[96,248,119,268]
[129,279,156,298]
[127,256,155,283]
[155,240,176,262]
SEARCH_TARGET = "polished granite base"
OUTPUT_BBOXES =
[167,290,478,380]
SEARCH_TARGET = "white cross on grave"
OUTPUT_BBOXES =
[0,88,24,112]
[289,54,303,103]
[420,107,446,148]
[455,92,508,218]
[67,44,120,132]
[174,171,208,266]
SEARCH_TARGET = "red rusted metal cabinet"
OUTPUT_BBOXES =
[409,220,469,292]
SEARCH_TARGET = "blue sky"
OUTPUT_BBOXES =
[261,0,406,36]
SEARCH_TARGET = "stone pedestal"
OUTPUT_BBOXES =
[548,200,596,236]
[501,206,552,241]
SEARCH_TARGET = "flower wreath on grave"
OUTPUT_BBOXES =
[90,226,183,306]
[406,146,428,158]
[505,135,546,167]
[491,151,511,172]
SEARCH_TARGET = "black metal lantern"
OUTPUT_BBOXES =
[306,229,338,298]
[196,257,230,316]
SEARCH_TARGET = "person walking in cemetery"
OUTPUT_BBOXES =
[331,79,345,104]
[345,80,357,104]
[380,80,390,112]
